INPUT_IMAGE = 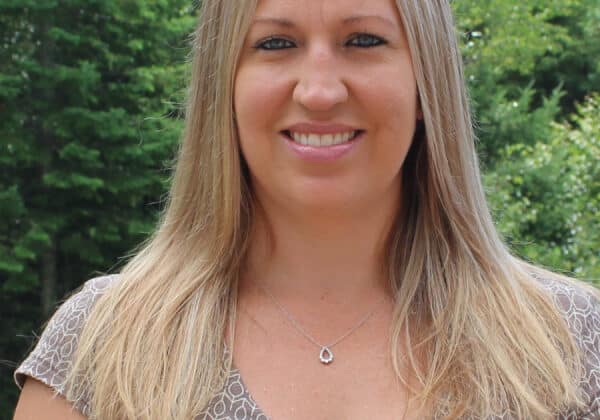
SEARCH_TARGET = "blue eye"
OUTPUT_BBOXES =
[253,33,387,51]
[255,37,295,50]
[347,33,387,48]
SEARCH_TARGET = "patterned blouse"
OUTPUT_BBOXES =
[14,275,600,419]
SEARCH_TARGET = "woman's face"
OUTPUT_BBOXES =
[234,0,419,215]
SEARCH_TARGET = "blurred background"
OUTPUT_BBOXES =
[1,0,598,415]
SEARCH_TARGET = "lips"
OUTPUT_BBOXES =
[281,130,364,162]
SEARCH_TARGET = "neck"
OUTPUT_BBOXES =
[241,192,400,305]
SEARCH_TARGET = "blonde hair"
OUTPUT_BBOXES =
[66,1,590,418]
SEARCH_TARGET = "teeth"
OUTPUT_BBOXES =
[289,131,357,147]
[322,134,333,146]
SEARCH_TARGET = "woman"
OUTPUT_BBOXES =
[13,0,600,419]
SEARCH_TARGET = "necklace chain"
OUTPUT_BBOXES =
[255,281,387,364]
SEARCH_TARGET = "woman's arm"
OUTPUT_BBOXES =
[13,378,86,420]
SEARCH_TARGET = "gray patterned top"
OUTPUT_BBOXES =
[14,275,600,419]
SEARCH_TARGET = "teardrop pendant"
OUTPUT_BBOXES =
[319,346,334,365]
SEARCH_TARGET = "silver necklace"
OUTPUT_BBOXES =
[256,282,387,365]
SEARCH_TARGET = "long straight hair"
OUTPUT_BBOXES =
[66,1,589,418]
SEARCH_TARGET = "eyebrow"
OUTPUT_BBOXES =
[251,14,397,30]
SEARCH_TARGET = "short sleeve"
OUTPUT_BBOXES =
[539,277,600,419]
[14,274,118,416]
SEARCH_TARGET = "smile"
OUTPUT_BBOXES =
[283,130,363,148]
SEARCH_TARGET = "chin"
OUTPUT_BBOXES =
[285,186,371,216]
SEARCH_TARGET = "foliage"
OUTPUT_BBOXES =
[486,95,599,281]
[453,0,599,282]
[454,0,600,163]
[0,0,195,415]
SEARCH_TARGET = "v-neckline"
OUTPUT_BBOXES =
[227,365,271,419]
[222,344,271,419]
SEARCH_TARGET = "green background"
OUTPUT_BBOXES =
[1,0,598,416]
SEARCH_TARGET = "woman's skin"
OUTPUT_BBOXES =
[234,0,422,418]
[14,0,423,418]
[236,0,419,300]
[14,378,85,420]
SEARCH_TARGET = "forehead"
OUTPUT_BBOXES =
[253,0,403,27]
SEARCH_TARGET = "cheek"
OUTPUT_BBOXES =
[360,73,418,182]
[234,67,287,175]
[370,71,418,123]
[363,72,418,141]
[234,66,290,135]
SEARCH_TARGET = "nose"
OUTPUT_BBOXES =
[292,46,349,112]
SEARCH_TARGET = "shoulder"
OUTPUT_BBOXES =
[14,274,121,414]
[533,274,600,418]
[43,275,120,332]
[533,274,600,342]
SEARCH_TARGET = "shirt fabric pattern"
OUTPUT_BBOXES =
[14,274,600,419]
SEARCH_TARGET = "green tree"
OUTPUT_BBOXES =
[0,0,195,414]
[486,95,600,282]
[454,0,600,164]
[454,0,599,283]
